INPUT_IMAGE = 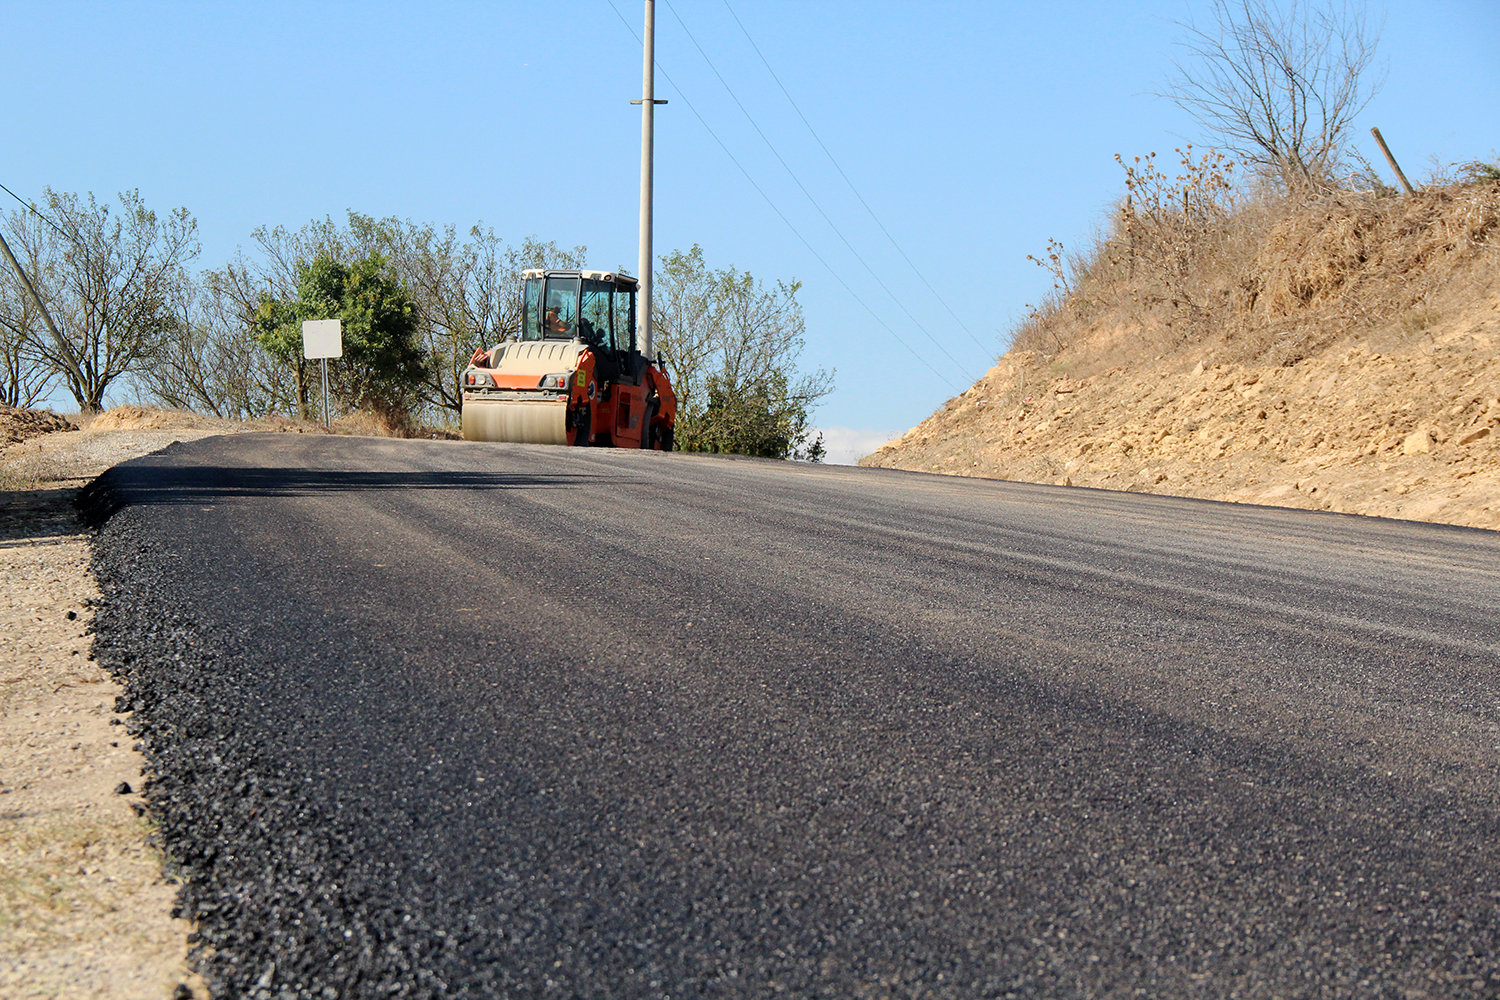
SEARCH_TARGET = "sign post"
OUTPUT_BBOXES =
[301,320,343,428]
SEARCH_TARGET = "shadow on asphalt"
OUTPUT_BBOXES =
[0,485,90,543]
[77,465,620,525]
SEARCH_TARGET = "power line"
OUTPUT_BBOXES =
[604,0,960,391]
[661,0,976,382]
[0,181,74,243]
[720,0,995,361]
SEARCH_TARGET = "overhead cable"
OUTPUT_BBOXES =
[662,0,976,381]
[0,181,74,243]
[605,0,960,391]
[720,0,995,360]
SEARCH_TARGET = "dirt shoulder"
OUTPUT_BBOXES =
[0,409,279,999]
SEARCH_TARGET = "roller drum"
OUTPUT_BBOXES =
[462,399,569,445]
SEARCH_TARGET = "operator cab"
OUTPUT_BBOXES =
[520,269,644,384]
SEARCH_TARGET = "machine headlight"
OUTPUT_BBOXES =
[538,372,572,389]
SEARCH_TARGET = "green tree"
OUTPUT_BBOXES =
[695,370,825,460]
[652,246,830,460]
[253,253,426,424]
[211,213,585,420]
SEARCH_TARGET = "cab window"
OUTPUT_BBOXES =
[580,280,614,351]
[541,276,580,340]
[520,278,544,341]
[612,285,636,354]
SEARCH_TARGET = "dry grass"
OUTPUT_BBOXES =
[0,816,161,945]
[329,407,460,439]
[1014,170,1500,376]
[0,452,55,491]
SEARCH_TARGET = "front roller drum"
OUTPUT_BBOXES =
[462,399,569,445]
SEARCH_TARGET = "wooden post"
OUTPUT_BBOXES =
[1370,127,1416,195]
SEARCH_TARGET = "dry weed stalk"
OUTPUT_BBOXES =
[1021,238,1087,353]
[1112,148,1237,320]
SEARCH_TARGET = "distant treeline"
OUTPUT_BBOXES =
[0,199,829,459]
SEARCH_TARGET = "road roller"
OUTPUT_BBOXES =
[461,269,677,449]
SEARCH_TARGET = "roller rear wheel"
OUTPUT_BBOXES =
[642,401,660,449]
[568,404,592,446]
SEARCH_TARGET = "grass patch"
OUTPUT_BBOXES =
[0,814,161,949]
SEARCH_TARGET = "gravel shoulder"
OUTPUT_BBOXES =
[1,420,234,1000]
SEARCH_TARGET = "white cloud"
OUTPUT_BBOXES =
[809,426,905,466]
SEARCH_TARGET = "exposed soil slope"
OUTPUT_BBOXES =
[865,181,1500,530]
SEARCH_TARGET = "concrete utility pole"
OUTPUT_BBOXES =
[631,0,667,358]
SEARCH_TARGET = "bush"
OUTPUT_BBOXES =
[253,253,427,425]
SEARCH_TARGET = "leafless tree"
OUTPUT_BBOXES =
[4,189,199,412]
[1163,0,1384,192]
[133,275,284,418]
[0,212,57,407]
[199,249,304,416]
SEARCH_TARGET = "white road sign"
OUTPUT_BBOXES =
[302,319,343,359]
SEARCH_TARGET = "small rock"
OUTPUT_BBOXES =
[114,781,133,795]
[1457,426,1491,446]
[1402,428,1435,456]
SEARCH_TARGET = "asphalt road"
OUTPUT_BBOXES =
[86,433,1500,999]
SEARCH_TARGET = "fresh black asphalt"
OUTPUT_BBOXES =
[83,433,1500,998]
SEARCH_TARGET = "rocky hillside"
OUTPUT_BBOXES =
[864,176,1500,531]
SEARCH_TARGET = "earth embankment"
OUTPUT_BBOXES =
[865,181,1500,529]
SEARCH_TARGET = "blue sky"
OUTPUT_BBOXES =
[3,1,1496,461]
